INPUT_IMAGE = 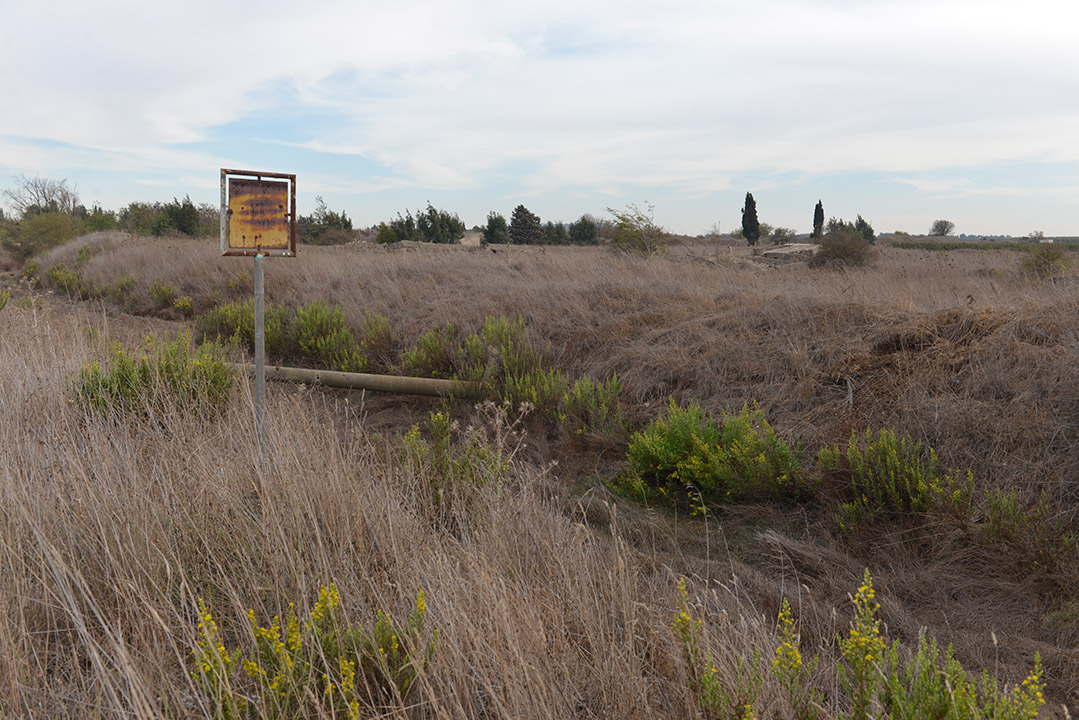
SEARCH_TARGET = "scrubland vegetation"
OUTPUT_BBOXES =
[3,206,1079,718]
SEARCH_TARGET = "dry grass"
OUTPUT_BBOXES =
[7,234,1079,715]
[0,302,794,719]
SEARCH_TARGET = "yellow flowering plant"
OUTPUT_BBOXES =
[191,585,437,719]
[838,569,887,720]
[173,294,194,317]
[834,569,1045,720]
[772,598,821,720]
[195,598,248,720]
[673,577,762,720]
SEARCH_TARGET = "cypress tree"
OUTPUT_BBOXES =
[813,200,824,239]
[741,192,760,246]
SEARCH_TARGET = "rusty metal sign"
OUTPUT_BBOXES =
[220,169,296,257]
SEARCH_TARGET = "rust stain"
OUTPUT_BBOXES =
[228,178,290,249]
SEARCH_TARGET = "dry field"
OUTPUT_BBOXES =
[2,233,1078,717]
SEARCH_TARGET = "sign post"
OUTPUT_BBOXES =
[220,169,296,461]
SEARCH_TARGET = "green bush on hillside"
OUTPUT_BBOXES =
[194,299,374,373]
[618,400,802,513]
[402,323,460,378]
[2,212,84,259]
[820,428,973,534]
[293,301,366,372]
[195,299,292,359]
[75,333,235,417]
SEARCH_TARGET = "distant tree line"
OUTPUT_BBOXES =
[297,196,354,245]
[0,175,234,260]
[376,203,465,244]
[483,204,599,246]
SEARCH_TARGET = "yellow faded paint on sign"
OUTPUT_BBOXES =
[228,178,290,250]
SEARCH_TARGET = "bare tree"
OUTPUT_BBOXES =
[3,174,80,217]
[929,219,955,237]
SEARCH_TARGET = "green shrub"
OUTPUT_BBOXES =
[196,300,378,373]
[195,299,292,359]
[455,316,548,394]
[769,227,797,245]
[401,409,511,526]
[117,201,160,236]
[110,274,137,308]
[568,214,598,245]
[451,316,579,414]
[619,400,802,513]
[981,488,1078,576]
[1021,243,1069,278]
[173,295,194,317]
[607,202,669,256]
[509,205,544,245]
[82,204,118,231]
[561,374,625,439]
[193,584,436,719]
[75,333,235,416]
[151,279,178,308]
[483,316,544,377]
[385,204,464,244]
[483,211,509,245]
[74,244,94,268]
[293,301,365,372]
[502,368,569,416]
[402,324,459,377]
[456,318,621,431]
[415,203,465,244]
[298,196,354,245]
[822,429,973,533]
[45,262,97,299]
[359,310,394,370]
[374,222,397,244]
[810,227,876,268]
[675,570,1051,720]
[4,211,83,259]
[772,599,821,720]
[160,196,200,236]
[0,291,9,312]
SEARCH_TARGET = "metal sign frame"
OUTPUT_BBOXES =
[220,168,296,257]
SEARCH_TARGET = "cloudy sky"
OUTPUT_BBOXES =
[2,0,1077,236]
